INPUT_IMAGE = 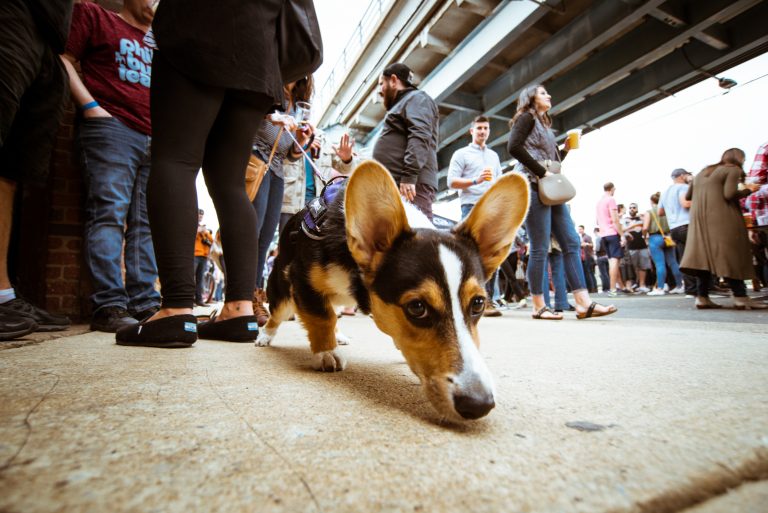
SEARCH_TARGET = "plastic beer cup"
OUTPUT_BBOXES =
[566,129,581,149]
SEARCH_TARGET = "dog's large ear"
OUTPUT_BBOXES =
[345,160,411,274]
[454,172,530,279]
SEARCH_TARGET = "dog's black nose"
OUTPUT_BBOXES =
[453,392,495,420]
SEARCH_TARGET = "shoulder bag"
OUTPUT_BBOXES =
[277,0,323,84]
[245,127,283,202]
[536,158,576,206]
[649,208,675,247]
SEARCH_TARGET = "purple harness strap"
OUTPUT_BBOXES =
[301,177,347,240]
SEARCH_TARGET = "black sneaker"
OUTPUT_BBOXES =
[0,297,70,332]
[0,313,38,341]
[91,306,139,333]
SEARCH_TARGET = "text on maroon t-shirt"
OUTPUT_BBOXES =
[66,2,152,135]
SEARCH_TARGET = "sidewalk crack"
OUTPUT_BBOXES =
[205,368,322,512]
[611,448,768,513]
[0,371,60,474]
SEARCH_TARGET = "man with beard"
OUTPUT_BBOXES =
[373,62,439,220]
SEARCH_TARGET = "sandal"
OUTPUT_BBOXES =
[531,307,563,320]
[576,302,617,320]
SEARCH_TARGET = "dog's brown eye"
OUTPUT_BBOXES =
[405,300,428,319]
[470,296,485,316]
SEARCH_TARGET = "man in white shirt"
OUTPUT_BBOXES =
[448,115,503,316]
[448,116,502,219]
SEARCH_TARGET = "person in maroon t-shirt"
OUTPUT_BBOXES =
[60,0,160,333]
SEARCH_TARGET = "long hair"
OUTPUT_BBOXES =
[509,84,551,128]
[292,75,314,103]
[702,147,745,175]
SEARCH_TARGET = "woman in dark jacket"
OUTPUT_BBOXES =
[507,84,616,320]
[117,0,322,346]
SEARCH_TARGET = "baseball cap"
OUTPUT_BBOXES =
[670,168,690,178]
[382,62,415,87]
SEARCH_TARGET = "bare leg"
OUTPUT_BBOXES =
[530,294,562,319]
[608,257,624,291]
[573,289,616,315]
[0,178,17,290]
[637,269,647,289]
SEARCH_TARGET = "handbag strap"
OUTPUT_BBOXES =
[266,127,284,167]
[649,207,667,237]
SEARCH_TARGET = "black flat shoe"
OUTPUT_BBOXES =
[116,314,197,348]
[198,315,259,342]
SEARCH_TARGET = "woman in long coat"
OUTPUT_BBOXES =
[680,148,766,310]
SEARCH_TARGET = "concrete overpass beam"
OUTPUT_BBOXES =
[455,0,494,18]
[420,29,454,56]
[545,0,761,116]
[420,1,543,103]
[439,91,484,112]
[438,0,668,150]
[555,3,768,133]
[694,24,730,51]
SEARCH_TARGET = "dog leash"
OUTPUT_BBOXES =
[285,129,330,188]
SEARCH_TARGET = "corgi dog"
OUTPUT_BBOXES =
[256,160,529,421]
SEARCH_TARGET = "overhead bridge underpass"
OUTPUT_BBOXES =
[315,0,768,201]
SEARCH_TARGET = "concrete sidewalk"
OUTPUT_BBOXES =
[1,295,767,512]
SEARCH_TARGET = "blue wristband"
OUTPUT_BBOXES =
[81,101,99,111]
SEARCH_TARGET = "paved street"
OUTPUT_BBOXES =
[0,293,766,512]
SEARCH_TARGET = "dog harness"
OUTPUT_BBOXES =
[301,176,347,240]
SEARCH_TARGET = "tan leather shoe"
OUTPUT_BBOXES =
[695,297,722,309]
[733,296,768,310]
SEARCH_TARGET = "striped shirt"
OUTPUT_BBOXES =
[252,110,297,179]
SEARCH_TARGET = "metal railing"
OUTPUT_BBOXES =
[315,0,396,124]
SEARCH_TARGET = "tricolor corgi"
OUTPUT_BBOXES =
[256,160,529,421]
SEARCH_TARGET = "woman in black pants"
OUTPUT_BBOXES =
[117,0,322,347]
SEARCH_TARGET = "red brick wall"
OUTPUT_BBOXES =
[44,102,91,319]
[20,0,117,321]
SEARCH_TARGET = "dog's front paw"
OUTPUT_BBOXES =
[312,350,346,372]
[336,331,351,346]
[255,332,273,347]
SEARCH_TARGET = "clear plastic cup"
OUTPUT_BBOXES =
[566,129,581,149]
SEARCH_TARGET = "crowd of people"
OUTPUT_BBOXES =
[582,150,767,310]
[1,0,766,344]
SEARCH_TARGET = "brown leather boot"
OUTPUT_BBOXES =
[252,288,270,327]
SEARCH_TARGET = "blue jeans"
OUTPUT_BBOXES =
[582,255,597,291]
[78,117,160,312]
[597,255,610,292]
[648,234,683,289]
[543,250,569,310]
[252,170,284,289]
[462,203,500,301]
[194,256,209,303]
[525,190,586,296]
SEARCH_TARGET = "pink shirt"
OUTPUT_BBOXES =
[596,194,618,236]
